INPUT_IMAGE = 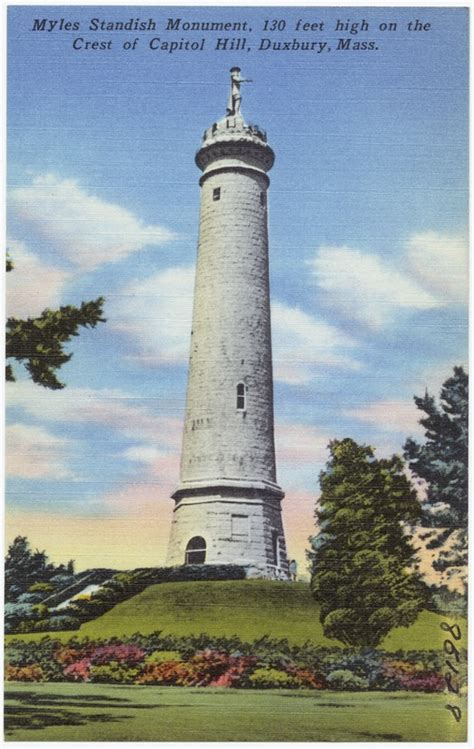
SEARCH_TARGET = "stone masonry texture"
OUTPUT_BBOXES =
[166,114,288,577]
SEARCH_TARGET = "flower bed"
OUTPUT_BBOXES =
[5,632,451,692]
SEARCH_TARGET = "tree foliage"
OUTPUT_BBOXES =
[5,535,75,603]
[403,366,468,527]
[6,256,105,388]
[310,438,426,647]
[6,299,105,389]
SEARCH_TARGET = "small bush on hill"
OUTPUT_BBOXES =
[145,650,183,665]
[5,664,44,682]
[90,662,139,684]
[326,670,369,690]
[249,667,299,689]
[28,582,55,594]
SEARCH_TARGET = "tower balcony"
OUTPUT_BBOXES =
[196,115,275,176]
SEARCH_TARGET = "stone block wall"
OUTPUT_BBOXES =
[166,491,288,575]
[179,166,276,485]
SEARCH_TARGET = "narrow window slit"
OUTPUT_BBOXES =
[236,382,246,411]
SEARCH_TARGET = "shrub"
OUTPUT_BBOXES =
[54,646,85,666]
[398,673,445,692]
[64,658,91,682]
[288,667,326,689]
[136,650,243,687]
[425,586,467,615]
[5,602,36,625]
[136,661,199,686]
[90,662,139,684]
[145,650,183,665]
[382,660,444,692]
[45,615,81,631]
[17,592,46,604]
[326,669,369,690]
[249,667,299,689]
[28,582,55,593]
[5,664,44,682]
[89,644,145,666]
[49,573,76,588]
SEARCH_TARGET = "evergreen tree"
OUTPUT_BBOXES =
[5,536,75,602]
[404,366,468,527]
[5,536,48,602]
[6,257,105,388]
[310,438,426,647]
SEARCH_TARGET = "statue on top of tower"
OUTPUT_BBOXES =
[226,67,252,117]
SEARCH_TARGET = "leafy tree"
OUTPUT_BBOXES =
[6,257,105,388]
[5,536,50,602]
[5,535,73,603]
[404,366,468,527]
[310,438,426,647]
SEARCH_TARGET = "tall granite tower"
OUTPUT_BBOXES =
[166,69,288,578]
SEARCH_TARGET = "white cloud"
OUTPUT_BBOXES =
[271,301,360,384]
[6,423,74,479]
[6,381,182,449]
[275,422,330,464]
[310,245,439,330]
[406,232,468,304]
[9,174,175,270]
[109,266,195,365]
[121,445,169,464]
[6,239,70,317]
[345,399,425,436]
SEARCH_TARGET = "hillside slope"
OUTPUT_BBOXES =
[8,580,464,650]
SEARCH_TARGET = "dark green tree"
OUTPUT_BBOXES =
[5,536,50,602]
[6,257,105,388]
[310,438,426,647]
[403,366,468,527]
[5,536,77,602]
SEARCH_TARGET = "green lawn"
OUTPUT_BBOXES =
[4,682,467,742]
[7,580,464,651]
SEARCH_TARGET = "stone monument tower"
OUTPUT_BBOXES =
[166,68,288,578]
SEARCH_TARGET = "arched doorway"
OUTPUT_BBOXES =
[185,536,206,565]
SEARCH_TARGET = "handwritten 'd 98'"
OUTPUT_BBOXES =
[440,621,463,723]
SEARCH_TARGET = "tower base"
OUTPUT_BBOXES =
[166,485,289,580]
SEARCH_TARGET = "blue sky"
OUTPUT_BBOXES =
[6,5,468,571]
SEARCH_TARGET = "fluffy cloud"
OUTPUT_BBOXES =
[6,423,74,479]
[122,446,169,465]
[6,381,183,449]
[271,301,360,384]
[6,239,70,317]
[108,266,195,365]
[406,232,468,304]
[9,174,175,270]
[119,445,180,489]
[310,245,439,330]
[275,422,330,465]
[345,399,425,436]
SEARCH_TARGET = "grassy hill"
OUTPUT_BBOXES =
[7,579,464,651]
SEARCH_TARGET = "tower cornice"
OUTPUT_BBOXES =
[196,116,275,175]
[172,477,285,502]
